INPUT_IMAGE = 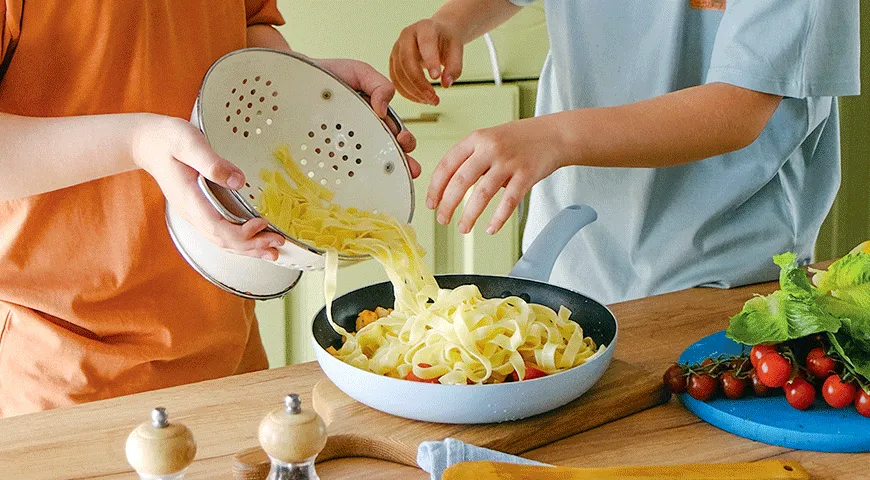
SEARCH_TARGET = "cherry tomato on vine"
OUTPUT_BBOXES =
[663,364,688,394]
[719,371,748,400]
[822,374,857,408]
[855,389,870,418]
[806,347,837,380]
[757,353,792,388]
[687,373,717,401]
[749,370,774,397]
[750,344,778,368]
[785,378,816,410]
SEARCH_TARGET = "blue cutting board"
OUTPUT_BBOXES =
[678,331,870,452]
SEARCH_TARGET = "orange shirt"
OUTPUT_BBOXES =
[0,1,284,417]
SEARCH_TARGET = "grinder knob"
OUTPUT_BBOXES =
[259,394,327,479]
[125,407,197,479]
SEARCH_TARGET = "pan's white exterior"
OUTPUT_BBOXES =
[312,331,616,424]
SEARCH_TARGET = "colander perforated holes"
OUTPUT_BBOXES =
[348,131,354,137]
[225,77,278,138]
[355,158,362,165]
[307,172,314,178]
[300,159,307,165]
[336,124,342,130]
[266,80,272,86]
[301,144,308,151]
[245,182,250,187]
[328,152,335,158]
[332,165,338,171]
[338,141,345,148]
[324,138,331,144]
[355,144,362,150]
[342,155,348,161]
[318,162,324,168]
[335,179,342,185]
[308,131,314,138]
[320,179,327,185]
[321,124,327,130]
[348,171,355,177]
[315,148,321,154]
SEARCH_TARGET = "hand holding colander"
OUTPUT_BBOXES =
[166,48,416,298]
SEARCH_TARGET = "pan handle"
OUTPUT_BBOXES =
[508,204,597,282]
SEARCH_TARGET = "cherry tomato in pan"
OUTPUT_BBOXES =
[822,374,857,409]
[404,363,441,384]
[508,363,548,382]
[785,378,816,410]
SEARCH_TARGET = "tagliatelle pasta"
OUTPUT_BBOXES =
[258,145,603,384]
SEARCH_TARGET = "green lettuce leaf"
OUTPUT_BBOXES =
[773,252,817,298]
[726,290,841,345]
[814,252,870,309]
[828,318,870,381]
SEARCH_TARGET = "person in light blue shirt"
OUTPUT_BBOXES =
[390,0,861,304]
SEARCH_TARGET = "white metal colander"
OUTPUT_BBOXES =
[166,48,414,298]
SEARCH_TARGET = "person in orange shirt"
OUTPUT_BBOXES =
[0,1,420,417]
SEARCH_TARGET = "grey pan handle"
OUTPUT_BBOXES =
[508,204,597,282]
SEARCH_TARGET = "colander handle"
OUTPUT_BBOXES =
[356,91,406,139]
[197,176,253,225]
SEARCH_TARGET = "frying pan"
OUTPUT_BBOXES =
[311,204,618,424]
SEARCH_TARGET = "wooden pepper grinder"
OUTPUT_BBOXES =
[256,394,327,480]
[125,407,197,480]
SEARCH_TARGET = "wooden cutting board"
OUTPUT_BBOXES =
[232,359,669,477]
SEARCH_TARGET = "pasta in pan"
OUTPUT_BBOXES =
[258,145,604,384]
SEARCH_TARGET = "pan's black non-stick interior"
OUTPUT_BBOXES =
[312,274,617,352]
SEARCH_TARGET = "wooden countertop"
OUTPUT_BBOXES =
[1,268,865,479]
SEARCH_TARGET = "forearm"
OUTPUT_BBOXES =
[0,113,154,201]
[247,23,292,52]
[553,83,782,169]
[432,0,521,44]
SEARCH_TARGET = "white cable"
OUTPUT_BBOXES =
[483,33,502,86]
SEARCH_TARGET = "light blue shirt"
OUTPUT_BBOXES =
[510,0,860,304]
